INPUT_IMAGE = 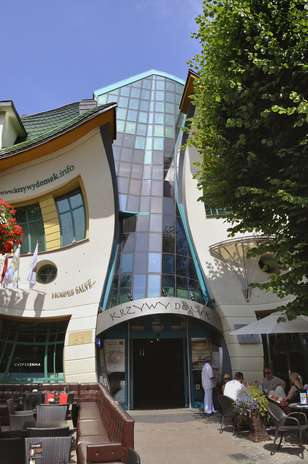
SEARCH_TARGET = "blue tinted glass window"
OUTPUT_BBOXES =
[117,120,125,132]
[133,274,146,299]
[141,89,150,99]
[125,122,136,134]
[155,91,164,101]
[135,232,148,251]
[144,151,152,164]
[148,253,161,272]
[118,96,129,108]
[154,125,164,137]
[140,100,150,111]
[140,196,150,212]
[120,86,130,96]
[127,110,138,121]
[162,275,175,296]
[147,274,161,298]
[149,233,162,252]
[131,87,141,98]
[154,113,164,124]
[162,254,175,274]
[155,102,164,112]
[165,103,175,114]
[129,99,139,110]
[16,204,46,254]
[150,214,162,232]
[135,136,146,149]
[136,124,147,136]
[138,112,148,123]
[56,189,86,246]
[117,108,127,120]
[121,254,133,273]
[142,79,152,89]
[134,252,147,273]
[153,138,164,150]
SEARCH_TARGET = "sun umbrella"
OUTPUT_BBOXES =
[230,312,308,335]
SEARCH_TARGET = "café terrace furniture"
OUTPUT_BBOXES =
[127,448,141,464]
[36,404,67,424]
[0,436,26,464]
[27,425,71,437]
[268,402,308,453]
[9,411,35,430]
[77,383,134,464]
[25,436,71,464]
[218,395,238,434]
[24,390,44,410]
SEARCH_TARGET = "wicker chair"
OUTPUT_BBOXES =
[218,395,238,434]
[0,437,25,464]
[36,404,67,424]
[268,402,308,451]
[25,436,71,464]
[127,448,141,464]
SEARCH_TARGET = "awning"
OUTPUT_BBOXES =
[230,312,308,335]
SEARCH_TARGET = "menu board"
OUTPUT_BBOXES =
[191,338,212,370]
[104,339,125,373]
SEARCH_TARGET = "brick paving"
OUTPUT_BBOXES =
[130,409,307,464]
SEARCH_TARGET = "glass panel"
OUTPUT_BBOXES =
[131,87,141,98]
[154,125,164,137]
[162,254,175,274]
[135,136,146,150]
[176,277,189,299]
[117,120,125,132]
[118,177,129,194]
[153,138,164,150]
[131,164,143,178]
[129,99,139,110]
[133,150,144,164]
[119,163,131,177]
[163,233,175,253]
[149,233,162,252]
[125,122,136,135]
[117,108,127,120]
[162,275,175,296]
[140,100,150,111]
[121,254,133,272]
[144,151,152,164]
[155,102,164,112]
[57,198,70,214]
[127,195,139,211]
[138,112,148,123]
[176,255,189,276]
[119,194,127,210]
[136,124,147,136]
[134,252,147,273]
[147,274,161,298]
[120,86,130,96]
[118,96,129,108]
[129,179,141,195]
[141,89,150,100]
[154,113,164,124]
[143,166,152,179]
[150,214,162,232]
[133,274,146,300]
[136,215,149,231]
[121,234,135,253]
[127,110,138,121]
[72,208,85,241]
[151,197,163,213]
[141,180,151,195]
[151,180,163,196]
[140,196,150,212]
[148,253,161,272]
[135,232,148,251]
[59,211,74,245]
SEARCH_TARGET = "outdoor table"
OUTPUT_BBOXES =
[28,419,76,433]
[288,403,308,413]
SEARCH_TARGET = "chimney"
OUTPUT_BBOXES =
[79,99,97,115]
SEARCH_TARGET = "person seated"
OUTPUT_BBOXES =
[268,385,286,402]
[223,372,251,402]
[221,373,231,394]
[262,367,286,394]
[286,372,304,403]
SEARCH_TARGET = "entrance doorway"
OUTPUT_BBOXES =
[133,338,185,409]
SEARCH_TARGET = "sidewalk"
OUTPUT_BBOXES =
[130,409,306,464]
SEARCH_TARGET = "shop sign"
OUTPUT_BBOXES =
[68,330,92,346]
[0,164,75,197]
[97,297,221,334]
[51,279,96,299]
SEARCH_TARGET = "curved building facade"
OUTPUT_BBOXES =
[0,70,296,409]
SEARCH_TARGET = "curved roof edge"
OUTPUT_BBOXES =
[93,69,185,97]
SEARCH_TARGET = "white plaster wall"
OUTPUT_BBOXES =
[181,145,290,383]
[0,128,115,382]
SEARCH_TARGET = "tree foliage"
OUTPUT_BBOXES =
[190,0,308,317]
[0,199,23,254]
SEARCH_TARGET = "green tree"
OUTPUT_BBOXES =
[190,0,308,317]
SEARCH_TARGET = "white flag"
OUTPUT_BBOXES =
[27,242,38,289]
[5,245,21,288]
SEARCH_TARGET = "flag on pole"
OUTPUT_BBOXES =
[5,245,21,288]
[27,242,38,289]
[0,255,8,286]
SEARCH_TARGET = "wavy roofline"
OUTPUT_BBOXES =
[93,69,185,97]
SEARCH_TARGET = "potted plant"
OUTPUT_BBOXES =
[235,385,269,442]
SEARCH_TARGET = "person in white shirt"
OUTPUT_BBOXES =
[223,372,251,402]
[201,359,216,414]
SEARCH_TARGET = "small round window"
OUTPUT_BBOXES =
[36,263,57,284]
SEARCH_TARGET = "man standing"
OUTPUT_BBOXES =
[201,358,216,415]
[262,367,286,394]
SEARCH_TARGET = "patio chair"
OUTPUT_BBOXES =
[268,401,308,451]
[127,448,141,464]
[0,437,25,464]
[9,411,35,430]
[218,395,238,434]
[25,436,71,464]
[36,404,67,424]
[27,425,70,437]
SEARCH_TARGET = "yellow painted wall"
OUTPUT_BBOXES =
[39,195,61,250]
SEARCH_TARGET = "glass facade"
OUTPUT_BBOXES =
[96,73,205,307]
[0,317,68,383]
[16,204,45,254]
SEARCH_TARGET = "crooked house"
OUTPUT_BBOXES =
[0,70,299,409]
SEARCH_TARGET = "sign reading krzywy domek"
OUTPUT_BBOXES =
[96,297,221,333]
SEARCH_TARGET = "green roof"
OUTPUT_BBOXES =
[0,102,115,159]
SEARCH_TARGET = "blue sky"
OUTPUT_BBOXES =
[1,0,201,115]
